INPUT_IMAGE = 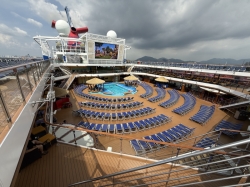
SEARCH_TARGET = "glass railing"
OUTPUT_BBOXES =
[0,60,51,138]
[53,46,86,53]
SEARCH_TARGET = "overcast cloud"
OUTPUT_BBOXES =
[1,0,250,62]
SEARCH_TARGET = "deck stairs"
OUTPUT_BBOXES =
[127,65,135,73]
[59,66,72,75]
[49,124,94,147]
[50,111,93,146]
[219,100,250,109]
[66,55,81,63]
[62,74,76,89]
[66,136,250,187]
[50,127,249,187]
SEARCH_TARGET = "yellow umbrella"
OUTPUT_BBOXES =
[155,77,169,83]
[86,78,105,85]
[124,75,139,81]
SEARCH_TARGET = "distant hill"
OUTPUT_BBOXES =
[158,57,184,63]
[136,56,158,62]
[136,56,186,63]
[135,56,250,65]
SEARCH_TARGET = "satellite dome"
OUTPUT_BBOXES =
[55,20,70,36]
[107,30,117,38]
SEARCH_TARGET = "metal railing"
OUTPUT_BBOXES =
[0,60,51,137]
[68,137,250,186]
[126,62,249,72]
[53,46,86,54]
[40,96,250,187]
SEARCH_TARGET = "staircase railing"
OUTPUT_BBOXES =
[62,74,76,89]
[67,137,250,186]
[46,124,250,186]
[43,101,250,186]
[59,66,72,75]
[218,92,249,106]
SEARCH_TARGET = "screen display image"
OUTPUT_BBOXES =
[95,42,119,59]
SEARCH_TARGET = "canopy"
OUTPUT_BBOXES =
[54,87,69,97]
[155,77,169,83]
[86,78,105,85]
[124,75,139,81]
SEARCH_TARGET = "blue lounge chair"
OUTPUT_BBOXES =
[130,139,144,155]
[109,124,116,134]
[128,122,136,132]
[122,123,130,133]
[101,124,108,133]
[116,124,123,134]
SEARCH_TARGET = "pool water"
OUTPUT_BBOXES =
[102,83,137,96]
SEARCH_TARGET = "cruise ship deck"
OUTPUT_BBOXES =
[1,26,250,187]
[13,82,250,187]
[14,143,240,187]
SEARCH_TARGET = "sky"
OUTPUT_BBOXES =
[1,0,250,61]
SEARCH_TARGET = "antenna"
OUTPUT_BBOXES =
[65,6,74,28]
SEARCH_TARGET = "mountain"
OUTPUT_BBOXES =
[136,56,185,62]
[158,57,184,63]
[135,56,250,65]
[136,56,158,62]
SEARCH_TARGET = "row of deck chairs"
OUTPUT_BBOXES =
[148,88,166,102]
[140,82,153,98]
[172,93,196,115]
[159,89,180,108]
[130,124,195,155]
[190,105,215,125]
[74,84,134,103]
[215,120,242,137]
[77,114,171,134]
[79,101,143,110]
[195,137,216,148]
[77,107,156,121]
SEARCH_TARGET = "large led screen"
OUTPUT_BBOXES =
[95,42,119,59]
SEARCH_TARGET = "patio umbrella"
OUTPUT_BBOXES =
[155,77,169,83]
[86,78,105,85]
[124,75,139,81]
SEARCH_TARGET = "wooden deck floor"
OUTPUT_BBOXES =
[52,83,249,159]
[14,143,240,187]
[13,82,248,187]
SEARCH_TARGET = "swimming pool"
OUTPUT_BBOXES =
[91,83,137,96]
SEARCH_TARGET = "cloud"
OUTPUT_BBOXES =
[11,11,23,19]
[27,18,43,28]
[0,24,28,49]
[0,24,27,36]
[43,0,248,60]
[27,0,66,23]
[14,27,28,35]
[27,0,89,27]
[0,33,12,43]
[11,11,43,28]
[21,0,250,60]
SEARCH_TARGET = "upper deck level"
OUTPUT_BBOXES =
[34,33,129,65]
[0,59,250,187]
